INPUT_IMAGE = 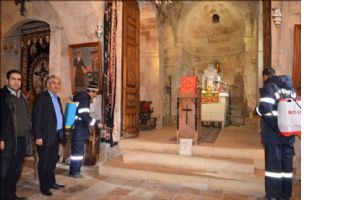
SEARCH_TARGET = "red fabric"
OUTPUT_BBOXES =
[142,102,150,112]
[280,131,301,137]
[279,97,301,101]
[179,76,198,97]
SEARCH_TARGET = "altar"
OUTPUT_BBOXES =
[200,63,229,127]
[201,92,229,127]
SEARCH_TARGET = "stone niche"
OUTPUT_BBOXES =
[161,1,259,124]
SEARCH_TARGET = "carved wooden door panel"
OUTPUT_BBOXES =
[293,24,301,96]
[122,0,140,138]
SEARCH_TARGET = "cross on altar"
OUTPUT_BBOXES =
[182,104,192,124]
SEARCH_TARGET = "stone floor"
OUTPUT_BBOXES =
[15,158,301,200]
[138,125,264,149]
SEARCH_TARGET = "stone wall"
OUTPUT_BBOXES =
[0,27,22,83]
[139,2,162,128]
[161,1,260,124]
[271,1,301,75]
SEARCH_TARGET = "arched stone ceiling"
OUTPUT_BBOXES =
[1,1,61,37]
[180,1,247,56]
[48,1,104,43]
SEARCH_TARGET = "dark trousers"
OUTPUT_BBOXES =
[37,135,59,191]
[1,137,26,200]
[69,139,85,175]
[264,142,295,200]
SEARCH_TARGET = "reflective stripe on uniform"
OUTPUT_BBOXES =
[265,171,282,178]
[256,107,262,116]
[282,172,293,178]
[71,155,84,161]
[264,111,278,116]
[260,97,276,104]
[78,108,90,113]
[265,171,293,178]
[89,118,96,126]
[291,92,297,98]
[280,89,293,95]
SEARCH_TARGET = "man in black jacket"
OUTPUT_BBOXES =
[32,75,65,196]
[0,69,31,200]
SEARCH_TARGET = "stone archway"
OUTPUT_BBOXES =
[161,1,260,125]
[0,0,71,99]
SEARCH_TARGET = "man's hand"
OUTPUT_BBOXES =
[97,122,104,129]
[0,141,5,151]
[36,139,43,146]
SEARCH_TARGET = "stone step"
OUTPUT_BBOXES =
[121,150,255,176]
[99,156,264,195]
[119,140,265,169]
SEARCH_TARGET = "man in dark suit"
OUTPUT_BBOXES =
[32,75,65,196]
[0,69,31,200]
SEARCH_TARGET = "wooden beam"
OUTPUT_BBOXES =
[263,0,272,68]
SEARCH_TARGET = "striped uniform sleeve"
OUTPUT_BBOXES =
[77,97,99,127]
[255,84,278,116]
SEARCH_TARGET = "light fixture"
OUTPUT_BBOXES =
[154,0,172,6]
[13,45,19,55]
[272,8,282,28]
[153,0,173,23]
[14,0,28,16]
[2,42,20,56]
[96,25,103,40]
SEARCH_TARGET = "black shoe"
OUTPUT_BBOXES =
[41,189,52,196]
[15,196,27,200]
[50,183,65,189]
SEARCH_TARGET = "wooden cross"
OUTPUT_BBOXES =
[34,62,49,91]
[182,104,192,124]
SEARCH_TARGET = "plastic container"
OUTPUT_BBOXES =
[179,138,193,156]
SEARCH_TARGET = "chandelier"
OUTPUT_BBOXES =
[153,0,173,22]
[154,0,172,6]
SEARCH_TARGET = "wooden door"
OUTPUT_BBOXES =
[293,24,301,96]
[122,0,140,138]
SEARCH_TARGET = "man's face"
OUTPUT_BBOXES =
[6,73,22,91]
[48,78,61,94]
[88,90,98,99]
[263,75,269,82]
[76,53,82,60]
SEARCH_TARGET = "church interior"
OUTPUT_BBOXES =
[0,0,301,199]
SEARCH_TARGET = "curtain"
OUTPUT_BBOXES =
[21,30,50,111]
[102,0,118,146]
